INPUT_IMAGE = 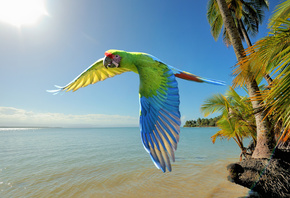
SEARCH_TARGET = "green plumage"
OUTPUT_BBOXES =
[106,50,170,98]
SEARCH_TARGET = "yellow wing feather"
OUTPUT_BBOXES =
[49,58,130,94]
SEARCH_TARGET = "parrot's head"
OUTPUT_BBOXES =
[103,50,122,68]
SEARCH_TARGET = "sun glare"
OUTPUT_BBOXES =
[0,0,47,27]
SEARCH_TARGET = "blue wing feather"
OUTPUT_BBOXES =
[139,64,180,172]
[157,117,177,144]
[158,113,179,136]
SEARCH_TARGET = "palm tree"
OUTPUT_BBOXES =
[207,0,273,84]
[207,0,269,47]
[201,87,256,160]
[233,0,290,147]
[214,0,274,158]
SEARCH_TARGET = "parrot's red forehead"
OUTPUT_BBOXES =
[105,52,113,59]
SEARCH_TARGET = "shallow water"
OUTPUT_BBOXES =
[0,127,249,197]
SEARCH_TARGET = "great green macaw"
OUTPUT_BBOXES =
[48,49,225,172]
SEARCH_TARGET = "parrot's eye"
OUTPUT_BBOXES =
[115,55,119,58]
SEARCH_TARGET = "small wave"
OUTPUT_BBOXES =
[0,128,41,131]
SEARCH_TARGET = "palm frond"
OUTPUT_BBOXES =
[202,86,256,150]
[211,130,226,143]
[253,0,269,9]
[268,0,290,30]
[201,93,229,117]
[211,13,224,40]
[233,3,290,143]
[241,1,262,37]
[207,0,224,41]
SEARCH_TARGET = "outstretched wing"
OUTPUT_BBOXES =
[139,61,180,172]
[48,58,130,94]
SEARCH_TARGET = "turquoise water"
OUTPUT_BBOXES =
[0,127,249,197]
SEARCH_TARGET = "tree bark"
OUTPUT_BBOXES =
[216,0,245,60]
[227,148,290,197]
[246,80,275,158]
[216,0,274,159]
[238,19,252,47]
[264,73,273,85]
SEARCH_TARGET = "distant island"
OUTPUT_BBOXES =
[183,115,221,127]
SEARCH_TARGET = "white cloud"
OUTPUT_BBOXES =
[0,107,139,127]
[181,115,186,126]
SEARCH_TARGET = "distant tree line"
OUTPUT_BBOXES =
[183,115,221,127]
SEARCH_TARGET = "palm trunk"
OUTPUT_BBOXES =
[264,73,273,85]
[246,80,275,158]
[238,19,277,143]
[238,19,252,47]
[216,0,274,158]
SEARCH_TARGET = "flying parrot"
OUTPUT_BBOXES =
[48,49,225,172]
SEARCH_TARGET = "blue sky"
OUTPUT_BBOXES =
[0,0,279,127]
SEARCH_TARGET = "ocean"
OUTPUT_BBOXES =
[0,127,250,198]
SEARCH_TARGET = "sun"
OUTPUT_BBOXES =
[0,0,47,27]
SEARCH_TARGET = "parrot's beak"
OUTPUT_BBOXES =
[103,56,112,68]
[103,56,119,68]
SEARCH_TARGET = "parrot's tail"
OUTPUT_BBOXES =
[169,66,225,86]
